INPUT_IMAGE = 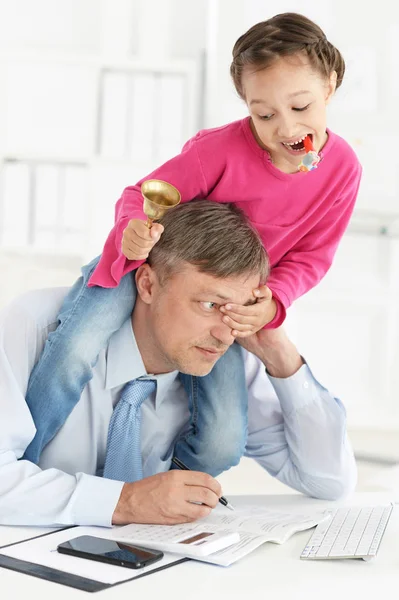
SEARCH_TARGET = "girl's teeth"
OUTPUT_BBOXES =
[283,134,307,146]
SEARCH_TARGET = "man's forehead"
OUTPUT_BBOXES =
[172,265,260,304]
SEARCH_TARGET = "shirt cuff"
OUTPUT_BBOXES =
[268,362,320,416]
[264,295,286,328]
[72,473,124,527]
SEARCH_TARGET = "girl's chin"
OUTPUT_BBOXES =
[270,152,303,173]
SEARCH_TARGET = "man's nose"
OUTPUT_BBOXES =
[210,321,235,347]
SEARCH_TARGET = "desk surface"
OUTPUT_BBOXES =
[1,492,397,600]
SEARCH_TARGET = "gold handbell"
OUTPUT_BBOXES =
[141,179,181,228]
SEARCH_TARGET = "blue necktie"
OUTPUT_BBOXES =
[103,378,156,483]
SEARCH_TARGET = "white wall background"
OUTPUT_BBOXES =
[1,0,399,441]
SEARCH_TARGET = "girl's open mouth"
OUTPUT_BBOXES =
[281,134,312,154]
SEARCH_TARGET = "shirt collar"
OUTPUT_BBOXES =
[105,317,179,410]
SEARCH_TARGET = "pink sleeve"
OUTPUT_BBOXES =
[265,166,362,328]
[89,136,210,287]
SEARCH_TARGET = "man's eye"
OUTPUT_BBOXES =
[259,114,274,121]
[293,104,311,112]
[200,302,218,311]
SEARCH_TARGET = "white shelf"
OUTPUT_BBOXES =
[0,49,198,75]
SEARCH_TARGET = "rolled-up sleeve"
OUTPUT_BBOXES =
[244,351,357,500]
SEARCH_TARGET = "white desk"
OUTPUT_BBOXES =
[0,492,398,600]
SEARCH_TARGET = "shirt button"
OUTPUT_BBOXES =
[303,381,309,389]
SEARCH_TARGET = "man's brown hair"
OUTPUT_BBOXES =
[147,200,269,283]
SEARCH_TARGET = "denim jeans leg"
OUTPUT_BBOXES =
[175,343,248,477]
[24,257,137,463]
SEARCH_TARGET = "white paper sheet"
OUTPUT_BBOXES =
[110,504,329,567]
[187,506,329,566]
[0,526,184,585]
[0,506,329,576]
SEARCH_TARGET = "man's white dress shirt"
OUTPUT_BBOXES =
[0,288,357,526]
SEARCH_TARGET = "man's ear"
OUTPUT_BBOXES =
[135,264,157,304]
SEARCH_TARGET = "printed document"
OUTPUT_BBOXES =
[110,504,329,566]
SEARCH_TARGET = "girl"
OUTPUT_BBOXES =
[24,13,362,477]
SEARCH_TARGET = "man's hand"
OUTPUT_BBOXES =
[122,219,164,260]
[237,327,304,378]
[112,470,222,525]
[219,285,276,338]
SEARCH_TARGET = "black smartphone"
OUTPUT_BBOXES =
[57,535,164,569]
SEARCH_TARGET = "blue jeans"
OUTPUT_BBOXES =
[177,342,248,475]
[24,257,248,475]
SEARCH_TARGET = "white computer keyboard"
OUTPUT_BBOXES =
[301,504,393,561]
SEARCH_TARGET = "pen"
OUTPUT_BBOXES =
[171,456,235,511]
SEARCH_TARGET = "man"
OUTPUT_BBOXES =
[0,201,356,527]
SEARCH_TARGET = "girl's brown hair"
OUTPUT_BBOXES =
[230,12,345,99]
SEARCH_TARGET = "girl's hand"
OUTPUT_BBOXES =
[219,285,277,338]
[122,220,164,260]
